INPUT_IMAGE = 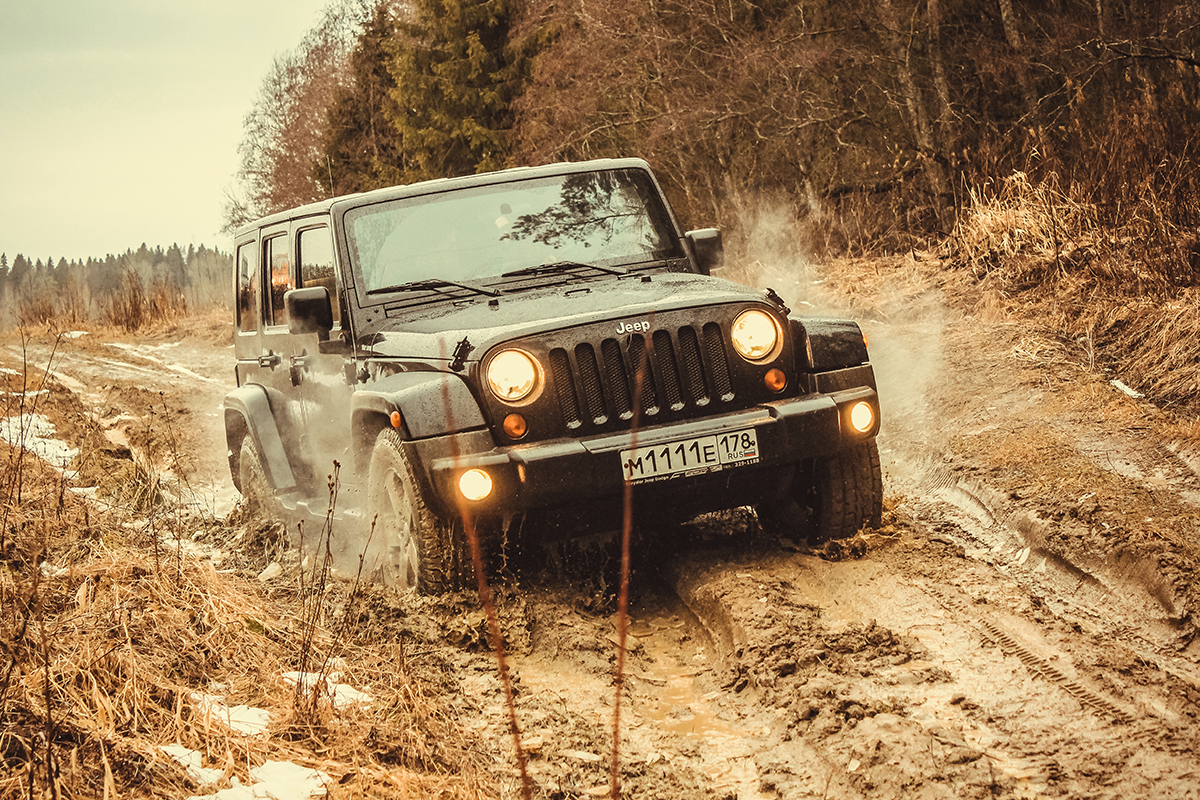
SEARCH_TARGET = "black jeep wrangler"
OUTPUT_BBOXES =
[226,158,881,592]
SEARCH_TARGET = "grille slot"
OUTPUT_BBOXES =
[548,321,743,434]
[601,338,633,420]
[627,334,658,415]
[704,322,734,401]
[550,349,582,429]
[575,344,607,424]
[678,326,709,406]
[653,330,684,411]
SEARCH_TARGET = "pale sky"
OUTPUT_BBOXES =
[0,0,336,263]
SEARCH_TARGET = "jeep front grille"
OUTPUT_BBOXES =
[551,323,736,431]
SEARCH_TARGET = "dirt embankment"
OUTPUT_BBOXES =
[3,262,1200,800]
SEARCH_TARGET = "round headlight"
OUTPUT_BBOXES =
[731,309,779,361]
[486,349,539,402]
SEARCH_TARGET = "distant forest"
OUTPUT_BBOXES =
[227,0,1200,273]
[0,244,230,331]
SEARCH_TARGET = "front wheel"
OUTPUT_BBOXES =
[807,440,883,543]
[366,429,468,593]
[756,440,882,544]
[239,436,279,521]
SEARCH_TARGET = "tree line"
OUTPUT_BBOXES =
[228,0,1199,271]
[0,244,231,331]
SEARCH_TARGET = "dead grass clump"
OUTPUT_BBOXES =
[1,437,494,799]
[939,171,1200,415]
[945,171,1112,293]
[105,271,190,333]
[1074,292,1200,414]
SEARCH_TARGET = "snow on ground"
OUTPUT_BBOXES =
[0,413,79,474]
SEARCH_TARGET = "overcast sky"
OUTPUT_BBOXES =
[0,0,335,263]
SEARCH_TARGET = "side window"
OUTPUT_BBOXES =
[298,226,340,326]
[266,234,292,327]
[236,241,258,333]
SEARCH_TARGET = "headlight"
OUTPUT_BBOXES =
[486,349,539,402]
[731,309,780,361]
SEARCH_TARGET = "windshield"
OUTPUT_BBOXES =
[345,168,684,297]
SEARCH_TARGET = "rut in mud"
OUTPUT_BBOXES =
[3,253,1200,800]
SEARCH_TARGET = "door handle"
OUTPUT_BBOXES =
[257,351,281,369]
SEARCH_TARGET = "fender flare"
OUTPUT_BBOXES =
[791,317,869,372]
[350,370,488,475]
[223,383,297,492]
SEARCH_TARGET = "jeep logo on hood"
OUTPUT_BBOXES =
[616,320,651,335]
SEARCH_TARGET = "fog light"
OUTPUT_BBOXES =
[503,413,527,439]
[849,401,874,433]
[764,368,786,392]
[459,469,493,501]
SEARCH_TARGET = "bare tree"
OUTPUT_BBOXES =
[225,0,376,229]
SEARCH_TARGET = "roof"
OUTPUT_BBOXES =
[234,157,653,238]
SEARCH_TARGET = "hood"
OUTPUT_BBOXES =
[361,272,771,361]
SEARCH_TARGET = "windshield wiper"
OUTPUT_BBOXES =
[501,261,628,278]
[367,277,500,297]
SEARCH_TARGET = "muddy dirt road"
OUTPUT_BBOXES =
[5,261,1199,799]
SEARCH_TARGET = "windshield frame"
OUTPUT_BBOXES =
[336,163,688,308]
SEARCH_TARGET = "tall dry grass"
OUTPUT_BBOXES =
[943,169,1200,417]
[0,387,492,798]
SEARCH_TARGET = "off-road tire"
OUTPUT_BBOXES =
[807,440,883,543]
[239,436,279,520]
[366,428,469,593]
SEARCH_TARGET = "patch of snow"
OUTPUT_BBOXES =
[0,413,79,471]
[281,671,374,709]
[190,692,271,736]
[188,761,330,800]
[162,535,227,566]
[160,744,225,786]
[1110,379,1144,399]
[62,331,89,339]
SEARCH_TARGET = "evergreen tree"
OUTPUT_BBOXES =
[318,0,406,195]
[386,0,525,182]
[9,255,29,295]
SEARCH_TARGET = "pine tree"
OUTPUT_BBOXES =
[318,0,406,195]
[386,0,525,182]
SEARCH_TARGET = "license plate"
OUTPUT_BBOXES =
[620,429,760,484]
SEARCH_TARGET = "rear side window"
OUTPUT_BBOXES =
[236,241,258,333]
[266,234,292,327]
[298,226,340,326]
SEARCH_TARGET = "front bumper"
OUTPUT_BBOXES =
[407,380,880,521]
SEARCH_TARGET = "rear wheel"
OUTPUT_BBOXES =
[366,429,468,593]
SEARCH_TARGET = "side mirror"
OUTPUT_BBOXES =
[285,286,333,340]
[685,228,724,276]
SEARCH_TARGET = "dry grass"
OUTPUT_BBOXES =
[940,170,1200,419]
[0,434,493,798]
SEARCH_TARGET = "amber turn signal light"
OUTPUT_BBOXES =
[503,413,528,439]
[389,410,403,429]
[764,368,786,393]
